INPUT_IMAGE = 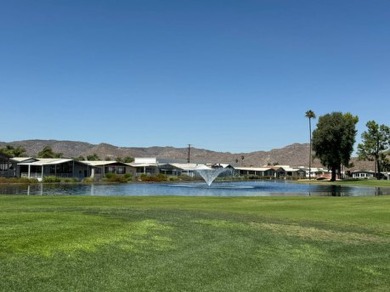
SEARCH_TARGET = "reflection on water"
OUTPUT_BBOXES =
[1,181,390,197]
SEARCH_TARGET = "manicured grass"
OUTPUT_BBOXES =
[299,178,390,188]
[1,195,389,291]
[330,179,390,187]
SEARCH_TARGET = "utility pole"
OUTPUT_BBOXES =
[187,144,191,163]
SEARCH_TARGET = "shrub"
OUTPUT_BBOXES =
[105,173,115,179]
[178,174,196,182]
[155,173,167,182]
[82,177,94,184]
[139,173,168,182]
[124,173,132,181]
[168,176,180,182]
[62,177,79,183]
[42,176,61,183]
[0,177,38,184]
[104,173,132,183]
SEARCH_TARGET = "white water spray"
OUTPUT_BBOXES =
[195,168,230,186]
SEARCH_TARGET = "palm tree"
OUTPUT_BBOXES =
[305,110,316,180]
[37,146,62,158]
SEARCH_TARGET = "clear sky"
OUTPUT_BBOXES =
[1,0,389,153]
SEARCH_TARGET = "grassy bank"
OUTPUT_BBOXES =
[299,178,390,188]
[1,195,389,291]
[329,179,390,187]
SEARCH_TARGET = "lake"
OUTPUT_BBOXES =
[0,180,389,196]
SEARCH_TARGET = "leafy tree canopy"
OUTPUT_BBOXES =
[0,145,26,157]
[115,156,134,163]
[123,156,134,163]
[357,120,390,178]
[86,153,100,161]
[76,155,85,161]
[312,112,358,181]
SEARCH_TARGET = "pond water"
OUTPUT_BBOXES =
[0,180,389,197]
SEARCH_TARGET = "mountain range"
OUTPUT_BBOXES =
[0,139,374,171]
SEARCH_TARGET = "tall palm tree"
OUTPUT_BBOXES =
[37,146,62,158]
[305,110,316,180]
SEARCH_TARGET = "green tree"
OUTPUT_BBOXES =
[13,146,27,157]
[357,121,390,179]
[37,146,63,158]
[86,153,100,161]
[0,145,26,157]
[381,152,390,172]
[123,156,134,163]
[115,156,133,163]
[305,110,316,180]
[312,112,358,181]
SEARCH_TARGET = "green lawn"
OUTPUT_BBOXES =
[330,179,390,188]
[1,195,389,291]
[299,178,390,188]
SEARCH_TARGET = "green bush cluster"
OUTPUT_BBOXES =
[42,176,62,183]
[104,173,132,183]
[42,176,80,183]
[62,177,79,183]
[177,174,196,181]
[82,177,95,183]
[140,173,168,182]
[0,177,38,184]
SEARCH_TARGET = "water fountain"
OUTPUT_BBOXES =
[195,167,230,186]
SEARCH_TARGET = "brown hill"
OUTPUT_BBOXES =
[0,139,376,171]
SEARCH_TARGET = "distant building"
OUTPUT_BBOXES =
[0,152,344,182]
[0,153,13,177]
[351,170,375,179]
[80,161,134,179]
[18,158,90,181]
[299,167,332,180]
[234,166,275,177]
[128,157,160,176]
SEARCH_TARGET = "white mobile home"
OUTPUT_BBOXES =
[351,170,375,179]
[18,158,90,181]
[80,161,134,179]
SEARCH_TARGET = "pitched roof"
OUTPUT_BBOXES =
[234,166,272,171]
[18,158,73,166]
[10,157,35,163]
[168,163,211,171]
[79,160,127,167]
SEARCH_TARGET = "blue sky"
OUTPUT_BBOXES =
[1,0,389,153]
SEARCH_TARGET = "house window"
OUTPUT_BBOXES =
[117,167,125,174]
